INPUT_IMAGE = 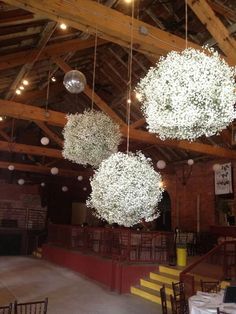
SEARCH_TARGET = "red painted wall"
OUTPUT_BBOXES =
[42,244,156,293]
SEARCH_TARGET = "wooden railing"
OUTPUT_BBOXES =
[180,240,236,296]
[48,223,174,263]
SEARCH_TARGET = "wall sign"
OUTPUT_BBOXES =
[215,163,233,195]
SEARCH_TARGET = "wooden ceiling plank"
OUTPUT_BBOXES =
[208,0,236,22]
[188,0,236,64]
[1,100,236,159]
[34,120,63,147]
[53,56,127,127]
[3,0,201,59]
[0,37,107,71]
[0,160,89,177]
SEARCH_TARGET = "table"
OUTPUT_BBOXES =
[189,290,236,314]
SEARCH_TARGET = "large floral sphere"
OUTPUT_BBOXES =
[62,110,121,167]
[136,48,236,141]
[87,152,163,227]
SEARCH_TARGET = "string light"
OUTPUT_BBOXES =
[15,89,21,95]
[51,76,56,82]
[60,23,67,30]
[22,80,29,86]
[19,86,24,90]
[0,117,3,122]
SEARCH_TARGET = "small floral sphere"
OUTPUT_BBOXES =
[18,179,25,185]
[156,160,166,169]
[187,159,194,166]
[136,47,236,140]
[213,163,221,172]
[51,167,59,175]
[87,152,163,227]
[63,110,121,167]
[40,137,49,146]
[62,186,68,192]
[8,165,14,171]
[77,176,83,181]
[63,70,86,94]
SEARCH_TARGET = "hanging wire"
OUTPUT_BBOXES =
[91,0,99,110]
[185,0,188,49]
[45,63,51,113]
[126,1,135,154]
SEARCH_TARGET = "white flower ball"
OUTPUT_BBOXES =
[18,179,25,185]
[156,160,166,169]
[51,167,59,175]
[40,137,49,146]
[213,163,221,172]
[77,176,83,181]
[87,152,163,227]
[62,186,68,192]
[8,165,14,171]
[187,159,194,166]
[136,47,236,140]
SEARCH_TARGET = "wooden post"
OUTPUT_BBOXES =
[197,195,200,233]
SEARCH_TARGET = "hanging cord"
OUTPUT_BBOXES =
[126,1,135,154]
[45,64,51,113]
[91,1,99,110]
[185,0,188,49]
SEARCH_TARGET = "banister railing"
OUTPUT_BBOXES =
[180,240,236,296]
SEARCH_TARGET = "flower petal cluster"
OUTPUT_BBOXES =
[87,152,163,227]
[136,48,236,141]
[62,110,121,167]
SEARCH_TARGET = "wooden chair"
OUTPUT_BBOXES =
[0,303,12,314]
[217,308,230,314]
[170,295,177,314]
[172,282,188,314]
[14,298,48,314]
[160,285,168,314]
[200,280,221,293]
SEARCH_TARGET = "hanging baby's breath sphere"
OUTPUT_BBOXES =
[136,47,236,141]
[62,110,121,168]
[63,70,86,94]
[87,152,163,227]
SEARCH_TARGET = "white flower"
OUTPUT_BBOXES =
[136,47,236,141]
[62,110,121,167]
[87,152,163,227]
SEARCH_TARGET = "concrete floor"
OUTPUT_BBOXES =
[0,257,161,314]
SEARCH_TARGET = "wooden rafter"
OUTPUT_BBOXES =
[130,118,145,129]
[0,160,90,177]
[188,0,236,64]
[208,0,236,22]
[1,100,236,159]
[0,37,107,71]
[3,0,200,59]
[52,56,126,127]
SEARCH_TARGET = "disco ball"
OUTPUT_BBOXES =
[63,70,86,94]
[18,179,25,185]
[77,175,83,181]
[51,167,59,175]
[41,137,49,146]
[62,186,68,192]
[156,160,166,169]
[187,159,194,166]
[8,165,15,171]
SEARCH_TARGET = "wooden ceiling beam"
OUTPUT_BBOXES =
[188,0,236,64]
[53,56,127,127]
[3,0,200,59]
[0,160,90,177]
[34,121,63,147]
[208,0,236,22]
[1,100,236,159]
[0,37,107,71]
[0,140,62,158]
[130,118,145,129]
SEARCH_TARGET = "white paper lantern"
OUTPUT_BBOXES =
[187,159,194,166]
[63,70,86,94]
[8,165,14,171]
[62,186,68,192]
[40,137,49,146]
[213,163,221,172]
[18,178,25,185]
[83,187,87,191]
[77,175,83,181]
[87,152,163,227]
[41,182,45,187]
[51,167,59,175]
[156,160,166,169]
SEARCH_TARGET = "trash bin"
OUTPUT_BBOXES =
[176,247,187,267]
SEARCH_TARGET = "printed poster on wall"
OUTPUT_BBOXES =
[214,163,233,195]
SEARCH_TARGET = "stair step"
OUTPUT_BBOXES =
[140,278,172,295]
[131,286,171,309]
[159,265,182,277]
[150,272,179,285]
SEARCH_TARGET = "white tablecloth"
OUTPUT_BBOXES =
[189,290,236,314]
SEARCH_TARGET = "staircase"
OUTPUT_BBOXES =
[32,247,42,259]
[131,265,230,309]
